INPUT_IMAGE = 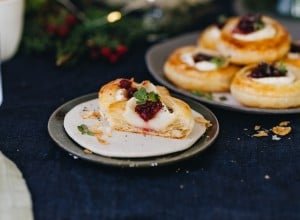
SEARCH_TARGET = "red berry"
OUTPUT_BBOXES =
[100,47,111,57]
[119,79,132,89]
[108,54,118,63]
[46,23,57,35]
[66,14,77,26]
[116,45,128,56]
[57,24,70,37]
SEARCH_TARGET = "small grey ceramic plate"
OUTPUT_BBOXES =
[145,31,300,114]
[48,93,219,168]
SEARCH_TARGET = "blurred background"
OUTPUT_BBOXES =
[3,0,300,66]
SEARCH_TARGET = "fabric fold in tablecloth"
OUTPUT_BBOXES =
[0,151,33,220]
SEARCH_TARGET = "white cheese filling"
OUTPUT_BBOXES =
[251,71,296,85]
[123,98,175,130]
[233,23,276,41]
[181,53,218,71]
[115,89,127,101]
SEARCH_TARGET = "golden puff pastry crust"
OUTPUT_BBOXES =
[230,64,300,109]
[163,46,240,92]
[98,78,170,115]
[284,56,300,69]
[106,94,195,139]
[217,16,291,65]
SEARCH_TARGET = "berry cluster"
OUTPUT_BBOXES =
[135,100,163,121]
[119,79,137,98]
[233,14,264,34]
[193,53,213,63]
[45,14,77,38]
[88,44,128,63]
[249,62,287,78]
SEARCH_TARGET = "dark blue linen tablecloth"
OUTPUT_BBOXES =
[1,40,300,220]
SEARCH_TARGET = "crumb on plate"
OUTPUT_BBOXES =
[194,116,212,128]
[271,126,292,136]
[252,130,269,137]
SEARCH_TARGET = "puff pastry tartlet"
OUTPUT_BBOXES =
[164,46,240,92]
[217,14,291,65]
[230,62,300,108]
[98,79,195,139]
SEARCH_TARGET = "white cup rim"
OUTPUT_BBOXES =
[0,0,22,6]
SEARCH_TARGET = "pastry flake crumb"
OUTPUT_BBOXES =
[83,149,93,154]
[271,126,292,136]
[279,121,290,126]
[252,130,268,137]
[194,116,212,128]
[254,125,261,130]
[95,135,109,144]
[89,125,104,136]
[81,110,101,119]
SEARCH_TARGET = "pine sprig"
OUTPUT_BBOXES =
[22,0,214,66]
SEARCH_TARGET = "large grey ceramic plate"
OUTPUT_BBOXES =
[146,31,300,114]
[48,93,219,168]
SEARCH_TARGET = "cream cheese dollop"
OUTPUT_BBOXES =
[123,98,175,130]
[115,89,127,101]
[209,26,221,39]
[181,53,218,71]
[251,71,296,85]
[233,24,276,41]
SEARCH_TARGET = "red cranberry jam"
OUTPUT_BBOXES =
[135,100,163,121]
[193,53,213,63]
[233,14,264,34]
[119,79,137,98]
[249,62,287,78]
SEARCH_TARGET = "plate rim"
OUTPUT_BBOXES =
[47,92,219,168]
[145,31,300,115]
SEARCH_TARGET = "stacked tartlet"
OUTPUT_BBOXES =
[164,14,300,109]
[98,78,197,139]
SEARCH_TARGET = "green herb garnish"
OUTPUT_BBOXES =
[77,124,94,136]
[278,60,287,73]
[191,91,213,100]
[210,57,225,67]
[254,21,265,31]
[218,14,227,25]
[133,87,160,105]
